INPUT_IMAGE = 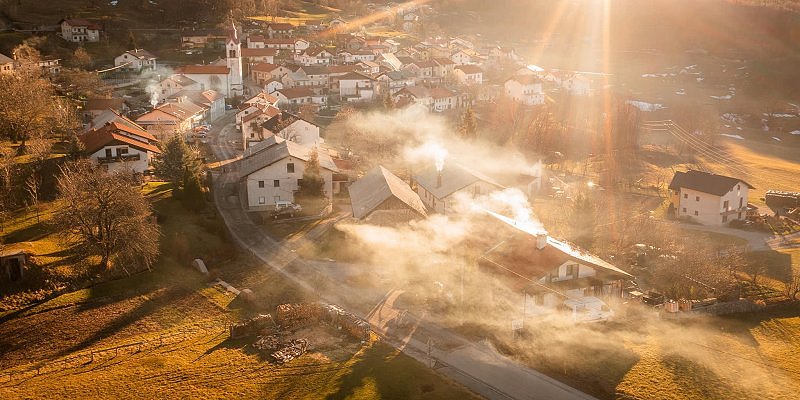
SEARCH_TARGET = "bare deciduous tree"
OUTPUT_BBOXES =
[53,161,160,272]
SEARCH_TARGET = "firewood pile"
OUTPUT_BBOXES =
[230,314,273,339]
[252,334,282,352]
[275,303,323,328]
[321,303,371,341]
[270,339,309,363]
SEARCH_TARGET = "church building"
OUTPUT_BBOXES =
[173,21,243,98]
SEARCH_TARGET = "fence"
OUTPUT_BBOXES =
[0,321,229,385]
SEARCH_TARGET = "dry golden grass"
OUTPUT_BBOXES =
[700,140,800,208]
[0,330,475,400]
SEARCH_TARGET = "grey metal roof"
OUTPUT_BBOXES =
[238,139,338,178]
[414,163,504,199]
[349,166,428,219]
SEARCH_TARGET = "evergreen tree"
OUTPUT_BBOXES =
[296,147,325,199]
[152,133,202,188]
[182,168,205,211]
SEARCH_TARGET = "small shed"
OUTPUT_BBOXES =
[0,245,32,282]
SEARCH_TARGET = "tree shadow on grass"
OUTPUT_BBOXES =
[748,250,793,282]
[324,343,453,400]
[2,219,51,243]
[53,286,181,358]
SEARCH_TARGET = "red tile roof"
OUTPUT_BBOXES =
[251,62,279,73]
[242,48,277,57]
[176,65,230,75]
[80,129,160,155]
[276,87,314,99]
[455,65,483,74]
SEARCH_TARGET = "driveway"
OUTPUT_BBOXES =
[669,221,800,251]
[207,117,599,400]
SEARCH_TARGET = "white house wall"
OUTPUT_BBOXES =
[675,184,748,226]
[89,146,150,174]
[244,156,334,210]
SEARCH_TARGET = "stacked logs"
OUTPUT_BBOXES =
[275,303,323,328]
[321,303,371,341]
[270,339,309,363]
[252,334,282,352]
[230,314,273,339]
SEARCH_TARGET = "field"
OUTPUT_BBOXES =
[462,304,800,400]
[0,185,477,399]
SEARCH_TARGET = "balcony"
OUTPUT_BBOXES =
[97,153,141,164]
[720,206,747,215]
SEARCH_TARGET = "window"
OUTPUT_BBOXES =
[737,184,740,190]
[229,49,236,58]
[287,163,295,173]
[683,193,688,199]
[682,207,687,213]
[566,264,577,278]
[273,180,280,187]
[739,198,743,208]
[694,210,699,216]
[117,147,128,155]
[258,180,265,188]
[258,197,266,204]
[722,215,728,223]
[723,200,729,210]
[105,148,112,158]
[738,212,742,219]
[696,196,700,201]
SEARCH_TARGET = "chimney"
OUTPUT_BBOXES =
[536,232,548,250]
[436,171,442,188]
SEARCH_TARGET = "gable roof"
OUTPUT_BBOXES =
[262,111,319,133]
[299,65,330,75]
[62,19,101,30]
[275,87,314,99]
[0,53,14,64]
[238,139,337,177]
[480,229,631,292]
[337,71,373,81]
[349,166,428,219]
[176,65,230,75]
[242,47,278,57]
[123,49,156,60]
[668,170,754,196]
[89,109,144,132]
[455,64,483,74]
[80,128,160,155]
[251,62,281,73]
[135,108,182,123]
[163,74,198,87]
[414,163,505,199]
[92,121,158,143]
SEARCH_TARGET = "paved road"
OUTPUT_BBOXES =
[670,221,800,251]
[207,116,599,400]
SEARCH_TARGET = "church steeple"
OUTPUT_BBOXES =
[225,17,243,97]
[226,19,239,44]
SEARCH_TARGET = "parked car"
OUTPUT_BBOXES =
[271,201,302,219]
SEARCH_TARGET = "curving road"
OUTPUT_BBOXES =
[207,113,599,400]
